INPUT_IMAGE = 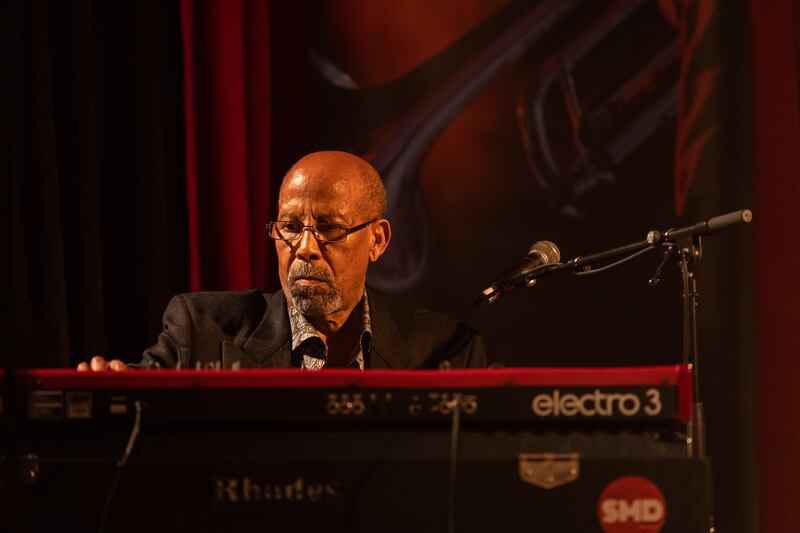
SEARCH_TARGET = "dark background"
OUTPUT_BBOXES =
[8,1,796,532]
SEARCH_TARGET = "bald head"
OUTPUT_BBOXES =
[273,150,392,327]
[280,151,386,219]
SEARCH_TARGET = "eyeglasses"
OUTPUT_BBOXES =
[266,219,377,243]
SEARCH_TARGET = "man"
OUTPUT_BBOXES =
[79,151,486,370]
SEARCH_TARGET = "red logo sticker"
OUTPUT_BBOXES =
[597,476,666,532]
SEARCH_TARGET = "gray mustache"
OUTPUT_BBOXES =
[288,261,334,284]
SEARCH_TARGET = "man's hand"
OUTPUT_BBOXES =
[76,356,129,371]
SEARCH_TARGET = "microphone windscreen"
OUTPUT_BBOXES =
[528,240,561,264]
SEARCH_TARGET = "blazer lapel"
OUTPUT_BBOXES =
[241,291,292,367]
[367,288,408,369]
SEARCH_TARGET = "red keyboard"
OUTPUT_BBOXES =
[15,365,692,425]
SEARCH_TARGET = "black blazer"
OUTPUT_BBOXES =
[140,289,487,369]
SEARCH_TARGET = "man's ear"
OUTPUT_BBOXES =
[369,218,391,262]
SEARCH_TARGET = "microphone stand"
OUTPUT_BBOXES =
[651,232,704,457]
[520,209,752,458]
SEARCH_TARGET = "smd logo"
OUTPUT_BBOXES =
[597,476,666,532]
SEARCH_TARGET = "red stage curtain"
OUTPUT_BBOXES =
[180,0,273,291]
[751,1,800,531]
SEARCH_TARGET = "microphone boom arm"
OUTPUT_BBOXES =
[521,209,752,284]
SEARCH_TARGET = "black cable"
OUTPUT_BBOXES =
[98,400,143,533]
[447,398,461,533]
[574,246,657,276]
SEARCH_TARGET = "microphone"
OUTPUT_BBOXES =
[476,241,561,305]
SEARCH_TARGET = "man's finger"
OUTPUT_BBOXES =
[90,356,109,371]
[108,360,128,371]
[77,362,90,371]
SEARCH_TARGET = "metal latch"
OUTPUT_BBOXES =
[518,453,580,489]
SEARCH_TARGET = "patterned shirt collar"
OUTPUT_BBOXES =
[287,291,372,370]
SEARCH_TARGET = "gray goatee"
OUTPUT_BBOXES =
[288,261,343,316]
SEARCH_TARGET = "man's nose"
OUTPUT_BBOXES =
[295,227,322,260]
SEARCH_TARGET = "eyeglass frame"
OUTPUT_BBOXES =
[266,218,378,243]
